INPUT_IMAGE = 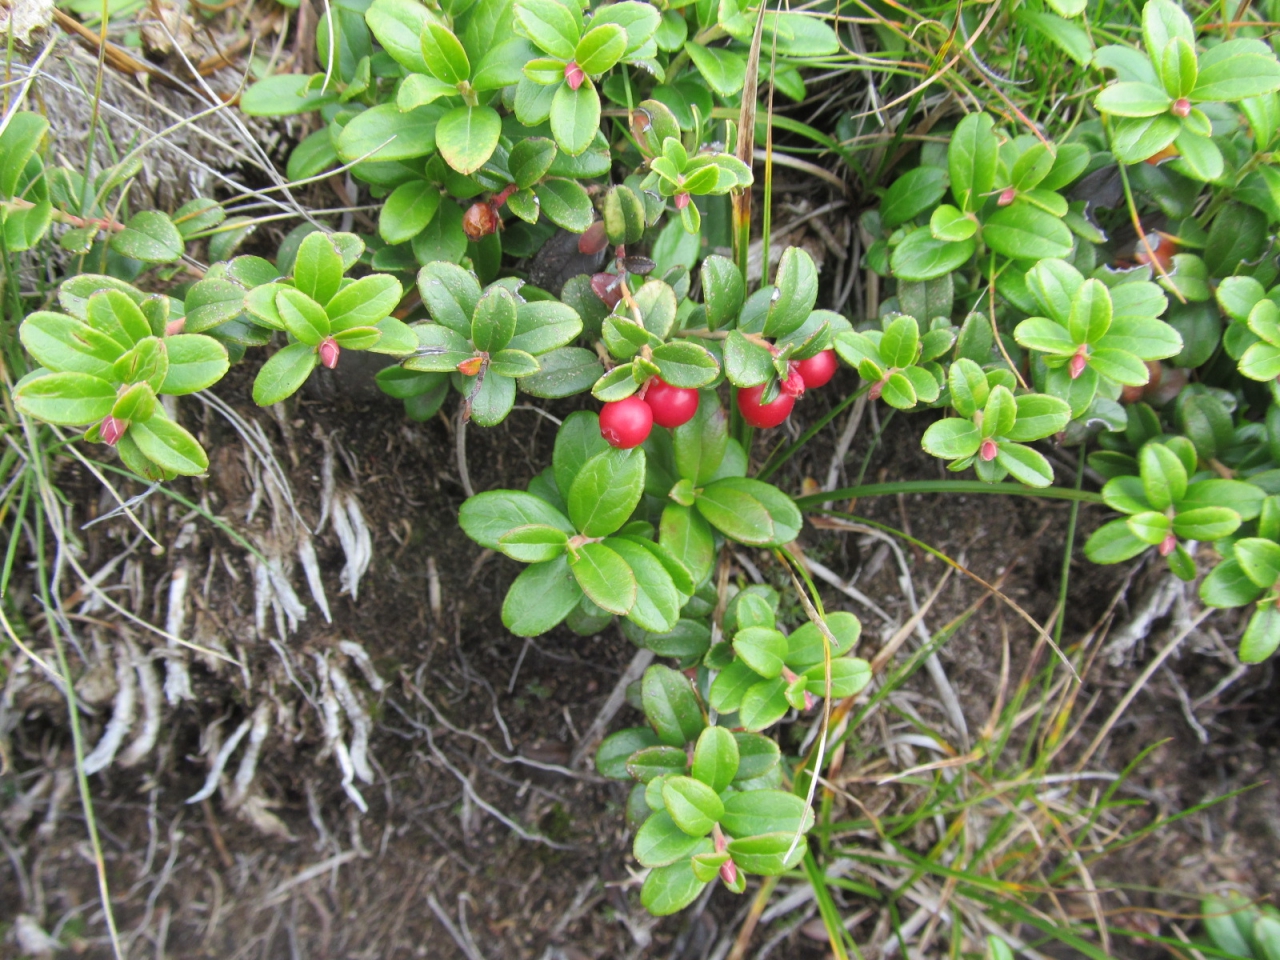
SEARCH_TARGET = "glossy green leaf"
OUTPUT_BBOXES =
[252,342,318,405]
[502,554,583,635]
[642,663,705,746]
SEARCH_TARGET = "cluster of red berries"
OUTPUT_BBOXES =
[734,349,838,429]
[598,349,840,448]
[599,378,699,448]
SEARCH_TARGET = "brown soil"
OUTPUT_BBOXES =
[3,350,1279,960]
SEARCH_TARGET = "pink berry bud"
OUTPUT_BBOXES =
[564,61,585,90]
[1069,349,1088,380]
[980,438,998,461]
[165,317,185,336]
[99,416,126,446]
[719,858,738,886]
[997,187,1017,207]
[1159,533,1177,557]
[319,337,340,369]
[1171,98,1191,118]
[674,192,691,210]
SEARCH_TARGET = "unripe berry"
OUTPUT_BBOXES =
[319,337,340,369]
[644,378,699,428]
[736,384,795,428]
[600,396,653,448]
[462,201,499,240]
[779,365,806,398]
[793,349,838,389]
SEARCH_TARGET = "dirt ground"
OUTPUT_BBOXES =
[2,345,1278,959]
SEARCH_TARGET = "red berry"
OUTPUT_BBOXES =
[780,365,806,398]
[736,384,795,428]
[600,396,653,448]
[794,349,837,389]
[644,378,699,428]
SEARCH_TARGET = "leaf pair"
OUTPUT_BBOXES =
[922,362,1073,488]
[1200,497,1280,662]
[1093,0,1280,177]
[405,262,583,425]
[887,113,1088,282]
[707,600,870,732]
[243,232,415,405]
[1085,440,1263,579]
[835,313,954,410]
[15,276,229,479]
[459,413,692,635]
[605,671,811,915]
[513,0,660,154]
[1013,258,1180,417]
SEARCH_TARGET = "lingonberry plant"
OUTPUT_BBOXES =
[13,0,1280,929]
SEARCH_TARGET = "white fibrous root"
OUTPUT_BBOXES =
[331,494,372,602]
[328,662,373,784]
[82,642,137,775]
[2,771,51,833]
[163,562,193,704]
[227,700,271,808]
[252,556,271,639]
[337,640,385,693]
[314,653,367,813]
[118,641,162,767]
[235,793,294,840]
[265,553,308,630]
[37,768,72,840]
[14,914,61,955]
[298,536,333,624]
[185,716,251,805]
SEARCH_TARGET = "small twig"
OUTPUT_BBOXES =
[427,894,488,960]
[456,406,475,498]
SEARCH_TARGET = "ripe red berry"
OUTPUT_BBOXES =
[736,384,795,428]
[600,396,653,448]
[794,349,837,389]
[643,378,699,428]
